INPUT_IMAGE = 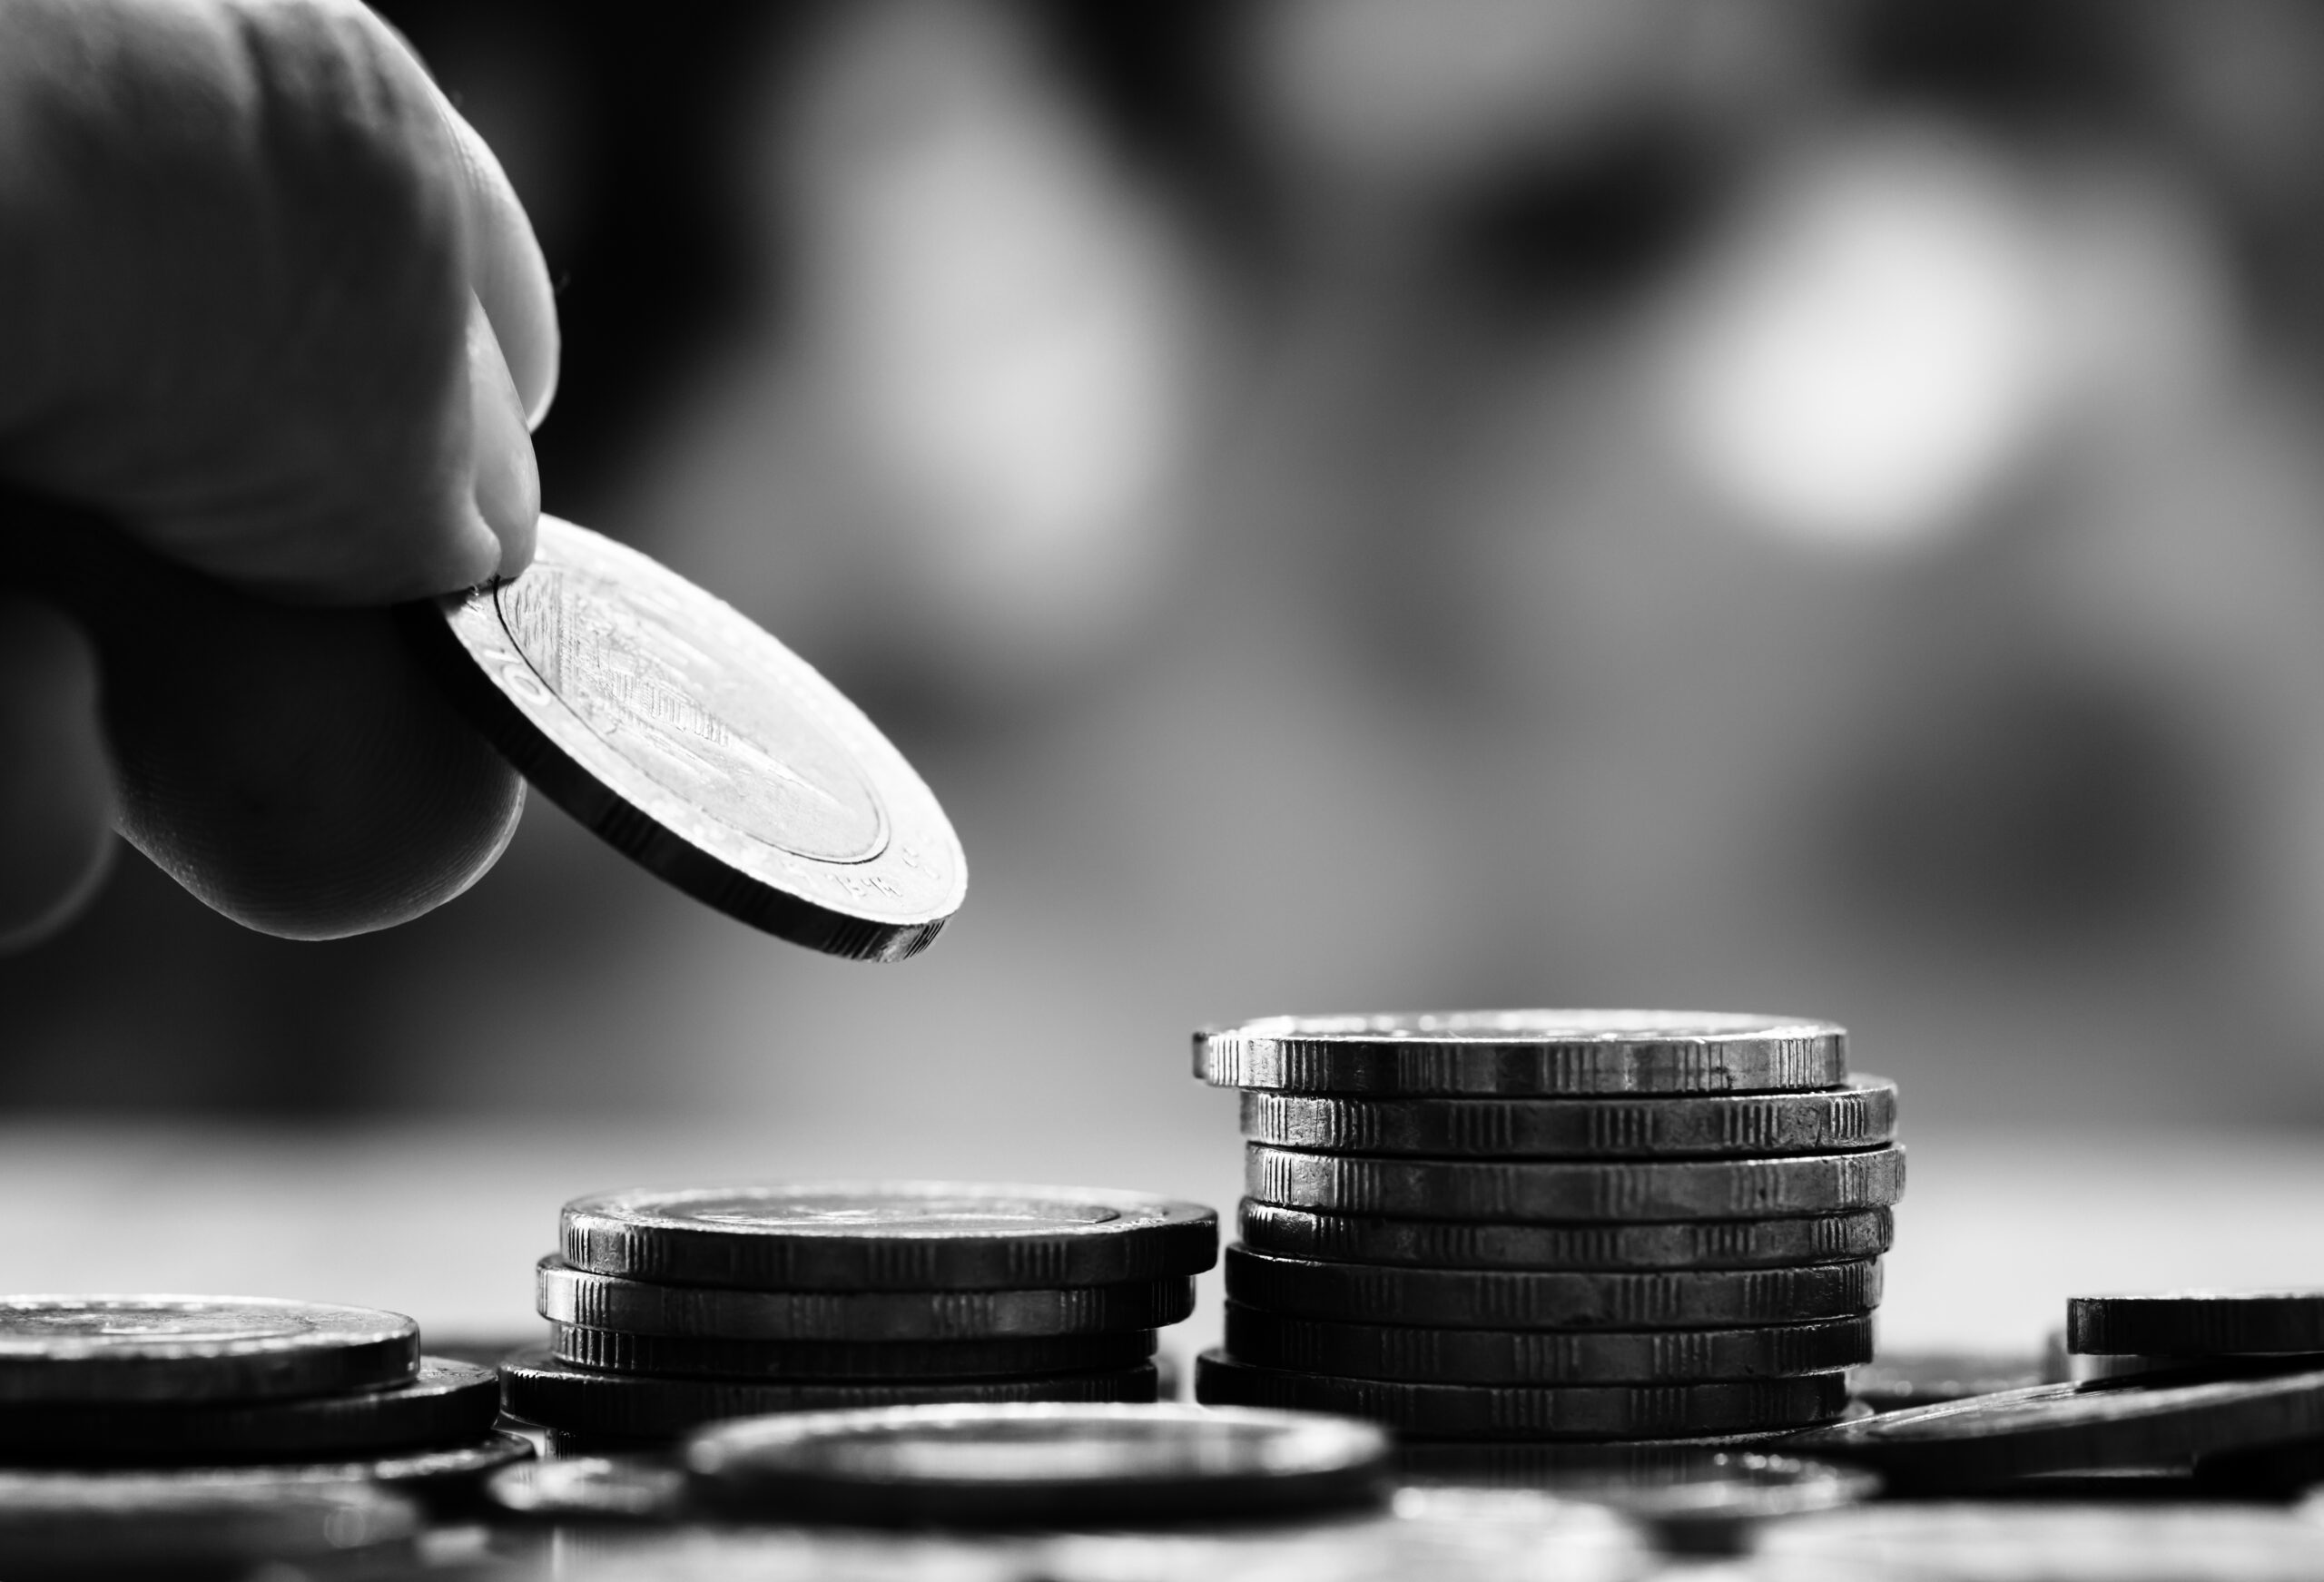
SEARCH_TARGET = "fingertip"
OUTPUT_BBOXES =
[468,296,539,581]
[0,597,115,951]
[440,101,560,428]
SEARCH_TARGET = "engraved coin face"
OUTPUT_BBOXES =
[403,516,964,959]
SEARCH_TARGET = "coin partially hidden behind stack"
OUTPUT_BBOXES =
[1190,1012,1904,1446]
[501,1183,1217,1445]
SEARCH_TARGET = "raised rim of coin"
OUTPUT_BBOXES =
[2068,1292,2324,1357]
[686,1401,1393,1525]
[1790,1367,2324,1489]
[400,514,966,961]
[1196,1011,1846,1096]
[1195,1351,1850,1440]
[1238,1202,1896,1272]
[1237,1077,1896,1159]
[0,1295,418,1405]
[560,1182,1218,1291]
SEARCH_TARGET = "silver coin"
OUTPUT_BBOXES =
[487,1454,691,1523]
[1225,1304,1874,1383]
[403,514,966,960]
[1224,1245,1882,1329]
[2069,1292,2324,1358]
[1246,1144,1905,1222]
[561,1182,1216,1292]
[537,1258,1195,1341]
[549,1322,1157,1381]
[1396,1433,1827,1480]
[1239,1200,1895,1271]
[0,1432,529,1503]
[1194,1351,1849,1440]
[500,1352,1160,1440]
[1240,1077,1896,1158]
[1196,1011,1846,1096]
[0,1479,419,1574]
[0,1294,417,1404]
[686,1401,1393,1524]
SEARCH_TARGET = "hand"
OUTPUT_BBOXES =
[0,0,558,946]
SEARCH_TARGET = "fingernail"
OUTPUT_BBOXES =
[468,295,540,579]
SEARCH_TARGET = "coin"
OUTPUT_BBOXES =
[549,1323,1156,1381]
[1194,1351,1848,1440]
[1239,1202,1895,1272]
[1850,1350,2053,1412]
[500,1352,1160,1440]
[0,1433,530,1508]
[560,1183,1216,1292]
[0,1295,417,1404]
[536,1259,1195,1341]
[401,515,966,960]
[1238,1078,1896,1159]
[1396,1433,1837,1480]
[2072,1353,2324,1384]
[1196,1011,1846,1096]
[2069,1292,2324,1358]
[1225,1305,1874,1384]
[0,1356,499,1463]
[487,1455,692,1523]
[1246,1144,1905,1222]
[686,1402,1393,1525]
[1223,1246,1881,1329]
[1790,1367,2324,1490]
[0,1479,420,1574]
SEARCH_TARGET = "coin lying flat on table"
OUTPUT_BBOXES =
[1224,1247,1882,1330]
[548,1323,1157,1381]
[686,1402,1393,1525]
[1791,1367,2324,1490]
[1225,1305,1875,1384]
[401,515,966,961]
[537,1259,1194,1341]
[1239,1078,1897,1159]
[1196,1351,1849,1440]
[0,1434,531,1506]
[560,1183,1216,1292]
[0,1296,418,1404]
[1238,1202,1895,1272]
[0,1357,498,1463]
[2068,1292,2324,1358]
[1196,1012,1847,1096]
[1246,1145,1905,1222]
[500,1353,1160,1440]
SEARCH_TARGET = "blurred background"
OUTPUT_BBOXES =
[9,0,2324,1351]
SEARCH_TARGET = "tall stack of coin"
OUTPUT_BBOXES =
[503,1183,1216,1444]
[1190,1012,1903,1443]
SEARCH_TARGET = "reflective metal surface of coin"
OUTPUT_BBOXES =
[1194,1350,1849,1439]
[1238,1201,1895,1271]
[487,1454,692,1523]
[0,1295,418,1404]
[548,1322,1156,1381]
[2069,1292,2324,1358]
[537,1258,1195,1341]
[500,1352,1161,1440]
[0,1479,420,1574]
[686,1401,1393,1525]
[1246,1143,1905,1222]
[0,1356,499,1463]
[1223,1246,1882,1329]
[1791,1367,2324,1491]
[1226,1304,1874,1384]
[404,515,966,960]
[1196,1011,1846,1096]
[561,1183,1216,1292]
[1239,1078,1896,1159]
[0,1432,530,1505]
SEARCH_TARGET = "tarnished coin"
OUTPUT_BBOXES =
[549,1323,1156,1381]
[1246,1144,1905,1223]
[2069,1292,2324,1358]
[1196,1011,1846,1096]
[1240,1201,1894,1272]
[402,514,965,961]
[537,1259,1194,1341]
[1791,1367,2324,1491]
[686,1402,1393,1525]
[1225,1304,1874,1384]
[500,1352,1160,1440]
[1852,1350,2052,1412]
[0,1295,417,1404]
[0,1356,498,1464]
[487,1454,692,1524]
[1224,1246,1881,1329]
[0,1479,420,1576]
[1240,1078,1896,1159]
[561,1183,1216,1292]
[1195,1351,1848,1440]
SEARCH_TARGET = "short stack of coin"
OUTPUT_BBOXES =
[502,1182,1216,1445]
[1190,1011,1904,1444]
